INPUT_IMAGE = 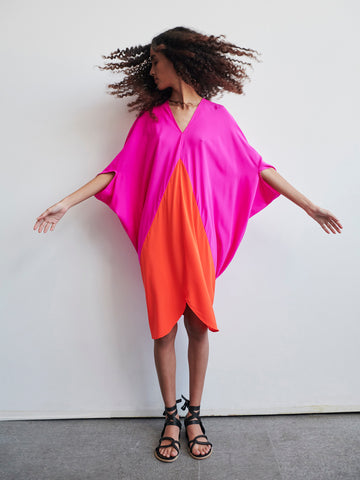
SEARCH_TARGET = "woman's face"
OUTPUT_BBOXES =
[150,45,179,90]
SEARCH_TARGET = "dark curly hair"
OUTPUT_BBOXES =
[97,26,261,119]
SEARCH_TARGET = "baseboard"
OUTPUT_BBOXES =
[1,404,359,421]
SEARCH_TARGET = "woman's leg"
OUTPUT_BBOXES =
[153,323,180,459]
[183,304,212,456]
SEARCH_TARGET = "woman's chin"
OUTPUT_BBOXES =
[156,82,169,91]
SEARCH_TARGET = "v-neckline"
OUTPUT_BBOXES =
[165,97,204,134]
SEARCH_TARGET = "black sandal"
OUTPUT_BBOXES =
[154,398,182,463]
[181,395,213,460]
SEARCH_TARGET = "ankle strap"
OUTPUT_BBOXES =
[181,395,200,413]
[163,398,182,416]
[188,405,200,414]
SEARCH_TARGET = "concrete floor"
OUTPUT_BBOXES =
[0,413,359,480]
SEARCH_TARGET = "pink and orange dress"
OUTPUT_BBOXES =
[94,98,280,339]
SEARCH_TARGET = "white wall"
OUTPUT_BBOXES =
[1,0,359,419]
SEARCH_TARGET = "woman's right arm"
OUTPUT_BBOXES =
[33,172,115,233]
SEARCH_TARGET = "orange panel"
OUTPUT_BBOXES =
[140,159,218,339]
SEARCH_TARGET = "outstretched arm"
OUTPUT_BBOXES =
[33,172,115,233]
[260,167,343,234]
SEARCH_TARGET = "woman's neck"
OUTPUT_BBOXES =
[169,81,202,107]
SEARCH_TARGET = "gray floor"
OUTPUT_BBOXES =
[0,413,359,480]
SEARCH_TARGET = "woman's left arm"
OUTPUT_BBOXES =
[260,167,343,234]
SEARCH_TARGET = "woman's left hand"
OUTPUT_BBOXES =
[306,205,343,234]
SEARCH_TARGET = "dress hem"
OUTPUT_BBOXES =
[150,298,219,340]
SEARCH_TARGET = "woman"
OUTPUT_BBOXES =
[33,26,342,463]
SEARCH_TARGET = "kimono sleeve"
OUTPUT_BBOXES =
[94,111,149,251]
[220,105,280,218]
[242,129,281,217]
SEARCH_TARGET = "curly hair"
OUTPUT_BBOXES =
[97,26,261,119]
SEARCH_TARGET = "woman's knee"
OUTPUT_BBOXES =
[154,323,178,347]
[184,306,208,339]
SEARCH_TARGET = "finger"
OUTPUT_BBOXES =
[329,218,342,233]
[44,223,50,233]
[329,214,343,229]
[321,222,330,234]
[330,219,342,233]
[323,219,336,234]
[50,223,56,231]
[34,217,43,229]
[39,221,45,233]
[46,222,55,233]
[34,218,45,231]
[40,220,47,233]
[334,220,343,231]
[327,222,336,234]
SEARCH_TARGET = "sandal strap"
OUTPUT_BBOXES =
[189,434,212,448]
[181,394,190,411]
[181,395,212,457]
[188,435,213,455]
[162,398,182,416]
[185,415,205,435]
[157,436,180,453]
[181,395,206,435]
[160,398,182,437]
[161,415,182,436]
[181,395,201,416]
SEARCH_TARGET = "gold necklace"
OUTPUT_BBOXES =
[168,98,201,108]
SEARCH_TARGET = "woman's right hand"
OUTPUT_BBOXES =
[33,201,69,233]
